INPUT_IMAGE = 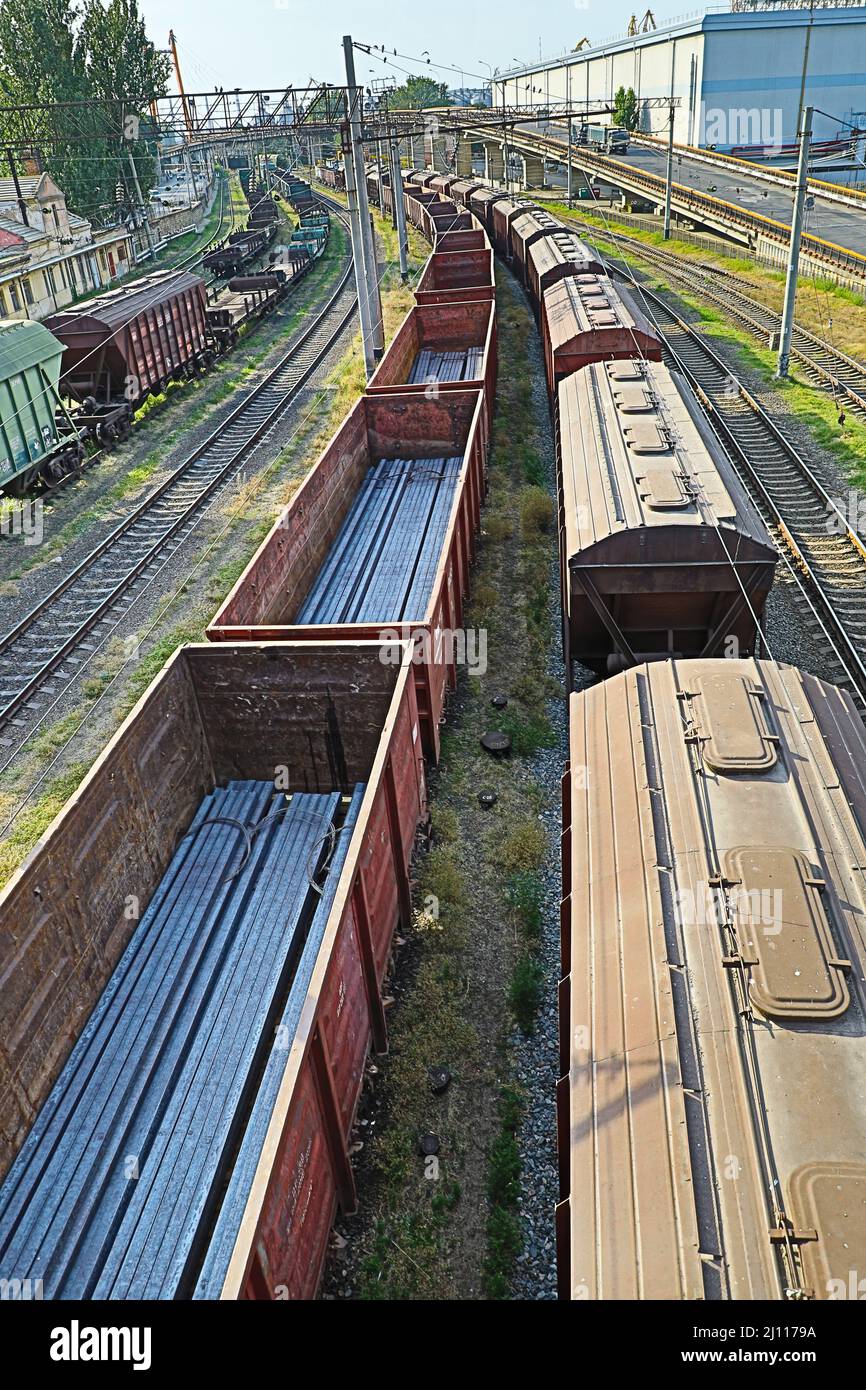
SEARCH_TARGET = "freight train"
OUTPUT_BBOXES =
[0,183,328,495]
[5,168,865,1307]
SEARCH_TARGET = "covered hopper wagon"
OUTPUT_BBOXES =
[559,657,866,1300]
[556,358,777,671]
[44,270,212,443]
[0,319,84,495]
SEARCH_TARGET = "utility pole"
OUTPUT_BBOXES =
[341,121,377,378]
[389,132,409,280]
[777,105,813,379]
[126,149,155,260]
[663,101,674,238]
[566,67,573,207]
[6,149,29,226]
[502,82,509,194]
[343,35,384,356]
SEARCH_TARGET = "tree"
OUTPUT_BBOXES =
[0,0,91,211]
[387,75,450,110]
[78,0,171,211]
[0,0,169,223]
[613,86,640,132]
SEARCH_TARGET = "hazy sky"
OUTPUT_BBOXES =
[138,0,682,91]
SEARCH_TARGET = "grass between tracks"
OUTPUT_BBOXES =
[0,202,423,887]
[322,266,560,1302]
[546,201,866,482]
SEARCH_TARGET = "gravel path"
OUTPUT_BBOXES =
[508,291,571,1301]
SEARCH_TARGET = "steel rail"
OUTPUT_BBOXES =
[0,198,355,735]
[620,277,866,708]
[561,212,866,417]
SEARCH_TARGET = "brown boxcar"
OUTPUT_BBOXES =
[45,270,209,405]
[415,247,496,306]
[467,188,509,235]
[541,274,662,393]
[448,179,484,208]
[0,640,427,1300]
[559,657,866,1300]
[525,232,605,319]
[491,197,533,259]
[508,207,570,283]
[403,190,439,233]
[427,174,458,196]
[556,358,777,670]
[207,390,487,761]
[366,298,497,433]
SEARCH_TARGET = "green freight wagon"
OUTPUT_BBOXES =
[0,319,83,496]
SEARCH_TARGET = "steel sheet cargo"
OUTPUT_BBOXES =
[556,359,777,669]
[415,247,495,306]
[45,270,210,406]
[541,274,662,392]
[366,299,497,433]
[207,390,487,761]
[0,641,426,1300]
[559,657,866,1300]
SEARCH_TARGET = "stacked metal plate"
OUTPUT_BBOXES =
[0,780,363,1298]
[409,348,483,384]
[297,455,463,625]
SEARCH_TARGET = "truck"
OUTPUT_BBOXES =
[577,123,630,154]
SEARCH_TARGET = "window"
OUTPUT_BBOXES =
[44,266,57,297]
[9,283,21,311]
[0,287,6,315]
[22,279,34,307]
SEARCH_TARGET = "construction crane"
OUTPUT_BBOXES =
[168,29,194,140]
[572,37,590,51]
[628,10,657,33]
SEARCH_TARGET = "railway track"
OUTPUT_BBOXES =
[0,198,356,752]
[562,212,866,418]
[625,279,866,711]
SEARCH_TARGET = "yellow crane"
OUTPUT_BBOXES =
[628,9,657,34]
[168,29,194,140]
[572,37,590,51]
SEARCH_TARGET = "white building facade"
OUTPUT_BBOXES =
[494,4,866,148]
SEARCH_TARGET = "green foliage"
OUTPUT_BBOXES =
[507,871,544,940]
[509,954,544,1034]
[387,75,450,110]
[0,0,169,222]
[520,485,555,537]
[613,85,640,132]
[482,1085,525,1297]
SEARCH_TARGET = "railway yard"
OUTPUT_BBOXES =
[4,3,866,1345]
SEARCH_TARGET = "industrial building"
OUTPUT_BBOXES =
[494,2,866,147]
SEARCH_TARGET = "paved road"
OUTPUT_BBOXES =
[522,124,866,257]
